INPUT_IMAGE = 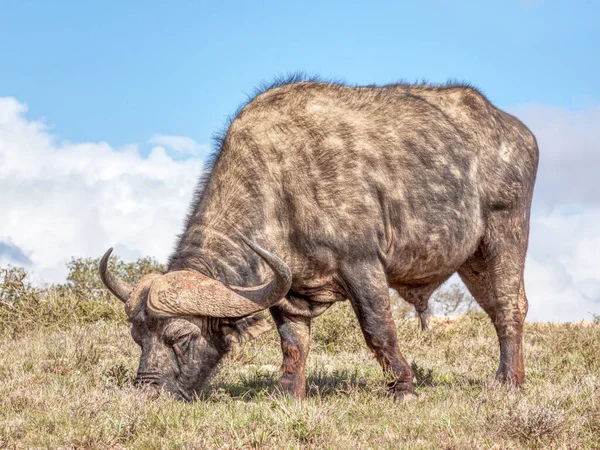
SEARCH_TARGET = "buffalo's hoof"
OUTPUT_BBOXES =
[278,377,306,400]
[387,380,418,402]
[495,369,525,387]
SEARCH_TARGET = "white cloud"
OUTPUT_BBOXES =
[511,103,600,322]
[149,134,211,157]
[0,96,598,322]
[0,97,203,283]
[525,211,600,321]
[510,104,600,211]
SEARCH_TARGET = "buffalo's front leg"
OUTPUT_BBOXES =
[270,304,311,399]
[342,263,416,398]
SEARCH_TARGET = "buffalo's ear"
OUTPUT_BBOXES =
[221,314,274,344]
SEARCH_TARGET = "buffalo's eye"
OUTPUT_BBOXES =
[166,332,192,365]
[170,333,191,353]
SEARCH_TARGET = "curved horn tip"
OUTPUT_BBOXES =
[233,237,292,309]
[99,247,114,267]
[98,247,132,303]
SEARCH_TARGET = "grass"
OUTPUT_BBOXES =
[1,270,599,448]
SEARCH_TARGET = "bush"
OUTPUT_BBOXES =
[66,255,165,300]
[430,283,478,316]
[312,302,363,353]
[0,256,164,337]
[389,282,480,318]
[1,257,478,339]
[0,266,39,306]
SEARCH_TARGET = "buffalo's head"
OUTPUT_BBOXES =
[98,239,291,400]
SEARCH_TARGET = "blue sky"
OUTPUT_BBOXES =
[1,1,598,151]
[1,1,599,321]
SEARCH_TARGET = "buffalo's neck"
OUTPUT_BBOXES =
[167,180,281,287]
[168,138,282,286]
[168,228,264,286]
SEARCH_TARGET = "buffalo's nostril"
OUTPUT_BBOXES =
[134,374,163,399]
[134,372,161,386]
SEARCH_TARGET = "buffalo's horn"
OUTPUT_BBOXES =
[99,248,133,303]
[232,236,292,306]
[147,239,292,317]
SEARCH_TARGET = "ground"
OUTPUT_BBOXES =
[1,298,599,449]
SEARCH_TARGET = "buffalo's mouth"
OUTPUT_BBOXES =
[133,373,193,401]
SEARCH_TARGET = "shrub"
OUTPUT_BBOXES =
[66,255,165,300]
[430,282,479,316]
[0,266,38,306]
[312,302,363,352]
[0,256,164,337]
[1,257,478,340]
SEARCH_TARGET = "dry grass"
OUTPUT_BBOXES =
[1,282,599,448]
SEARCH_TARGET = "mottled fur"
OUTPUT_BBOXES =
[121,77,538,400]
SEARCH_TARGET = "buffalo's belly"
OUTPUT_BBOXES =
[385,210,483,283]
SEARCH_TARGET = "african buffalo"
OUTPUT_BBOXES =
[99,77,538,400]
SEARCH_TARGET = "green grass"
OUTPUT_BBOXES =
[1,268,599,448]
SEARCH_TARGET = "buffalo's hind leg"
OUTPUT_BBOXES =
[341,263,416,399]
[458,226,529,385]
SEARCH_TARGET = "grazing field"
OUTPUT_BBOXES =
[1,265,599,449]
